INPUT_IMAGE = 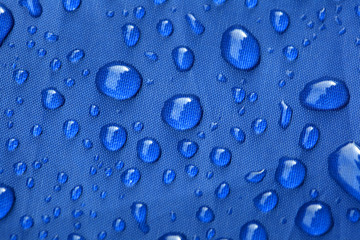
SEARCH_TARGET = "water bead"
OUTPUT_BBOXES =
[172,46,194,72]
[210,147,231,167]
[137,137,161,163]
[122,24,140,47]
[177,139,198,158]
[100,124,127,151]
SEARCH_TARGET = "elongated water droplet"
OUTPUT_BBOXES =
[215,182,230,199]
[221,25,260,70]
[70,185,82,201]
[41,88,65,110]
[299,124,319,150]
[137,137,161,163]
[131,202,149,233]
[67,49,84,63]
[159,232,187,240]
[19,0,42,18]
[279,100,292,129]
[299,77,350,111]
[68,233,85,240]
[240,221,268,240]
[177,139,198,158]
[0,184,15,219]
[253,190,278,212]
[245,169,266,183]
[121,168,140,187]
[62,0,81,12]
[185,13,204,35]
[163,169,176,184]
[157,19,173,37]
[347,208,360,223]
[318,8,326,22]
[122,24,140,47]
[161,94,202,131]
[113,218,126,232]
[196,206,214,223]
[95,61,142,100]
[232,87,246,104]
[270,10,289,33]
[210,147,231,167]
[0,4,14,47]
[134,6,145,19]
[275,157,306,189]
[100,124,127,151]
[63,120,79,139]
[295,201,333,236]
[172,46,194,72]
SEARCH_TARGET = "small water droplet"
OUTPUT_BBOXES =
[185,13,204,35]
[122,24,140,47]
[279,100,292,129]
[0,184,15,219]
[251,118,267,135]
[299,124,319,150]
[270,10,290,33]
[67,49,84,63]
[62,0,81,12]
[215,182,230,199]
[121,168,140,187]
[131,202,149,233]
[20,215,34,229]
[163,169,176,184]
[253,190,278,212]
[283,45,298,61]
[70,185,83,201]
[137,137,161,163]
[63,120,79,139]
[178,139,198,158]
[196,206,214,223]
[13,69,29,85]
[245,0,257,9]
[172,46,195,72]
[347,208,360,223]
[157,19,173,37]
[245,169,266,183]
[100,124,127,151]
[41,88,65,110]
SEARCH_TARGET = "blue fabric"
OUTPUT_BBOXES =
[0,0,360,239]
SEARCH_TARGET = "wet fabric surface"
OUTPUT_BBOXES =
[0,0,360,239]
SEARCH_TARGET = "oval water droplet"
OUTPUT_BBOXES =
[239,221,268,240]
[41,88,65,110]
[137,137,161,163]
[163,169,176,184]
[215,182,230,199]
[245,0,257,9]
[67,49,84,63]
[270,10,289,33]
[134,6,145,19]
[19,0,42,18]
[279,100,292,129]
[295,201,333,236]
[122,24,140,47]
[0,184,15,219]
[231,87,246,104]
[245,169,266,183]
[221,25,260,70]
[95,61,142,100]
[13,69,28,85]
[121,168,140,187]
[283,45,298,61]
[63,120,79,139]
[172,46,194,72]
[161,94,202,131]
[20,215,34,229]
[157,19,173,37]
[100,124,127,151]
[251,118,267,135]
[7,138,19,152]
[185,13,204,35]
[299,124,319,150]
[177,139,198,158]
[68,233,85,240]
[70,185,82,201]
[159,232,187,240]
[113,218,126,232]
[230,127,245,143]
[299,77,350,111]
[62,0,81,12]
[131,202,149,233]
[275,157,306,189]
[253,190,278,212]
[210,147,231,167]
[0,4,14,47]
[196,206,214,223]
[347,208,360,223]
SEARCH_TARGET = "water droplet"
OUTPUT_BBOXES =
[210,147,231,167]
[122,24,140,47]
[279,100,292,129]
[172,46,194,72]
[0,184,15,219]
[328,142,360,202]
[62,0,81,12]
[57,172,68,184]
[7,138,19,151]
[38,48,46,57]
[19,0,42,18]
[299,77,349,111]
[251,118,267,135]
[161,94,202,131]
[185,164,198,178]
[163,169,176,184]
[347,208,360,223]
[177,139,198,158]
[13,69,29,85]
[67,233,85,240]
[253,190,278,212]
[275,157,306,189]
[295,201,333,236]
[245,0,257,9]
[159,233,187,240]
[299,124,319,150]
[20,215,34,229]
[232,87,245,104]
[26,40,35,48]
[41,88,65,110]
[134,6,145,19]
[239,221,268,240]
[245,169,266,183]
[113,218,126,232]
[26,177,34,188]
[63,120,79,139]
[144,51,158,61]
[215,182,230,199]
[50,58,62,71]
[221,25,260,70]
[53,207,61,218]
[157,19,173,37]
[217,73,226,82]
[27,25,37,35]
[318,8,326,22]
[185,13,204,35]
[44,32,59,42]
[67,49,84,63]
[64,78,75,87]
[100,124,127,151]
[196,206,214,223]
[137,137,161,163]
[89,104,99,117]
[95,61,142,100]
[131,202,149,233]
[248,92,258,103]
[70,185,83,201]
[270,10,290,33]
[121,168,140,187]
[283,45,298,61]
[206,228,216,239]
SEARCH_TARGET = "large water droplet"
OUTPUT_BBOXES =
[0,4,14,46]
[121,168,140,187]
[210,147,231,167]
[122,24,140,47]
[19,0,42,18]
[245,169,266,183]
[63,120,79,139]
[253,190,278,212]
[196,206,214,223]
[95,61,142,100]
[328,142,360,202]
[41,88,65,110]
[177,139,198,158]
[279,100,292,129]
[275,157,306,189]
[270,10,289,33]
[159,232,187,240]
[137,137,161,163]
[100,124,127,151]
[295,201,333,236]
[172,46,194,72]
[299,124,319,150]
[299,77,350,111]
[68,233,86,240]
[131,202,149,234]
[185,13,204,35]
[161,94,202,131]
[239,221,268,240]
[221,25,260,70]
[62,0,81,12]
[0,184,15,219]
